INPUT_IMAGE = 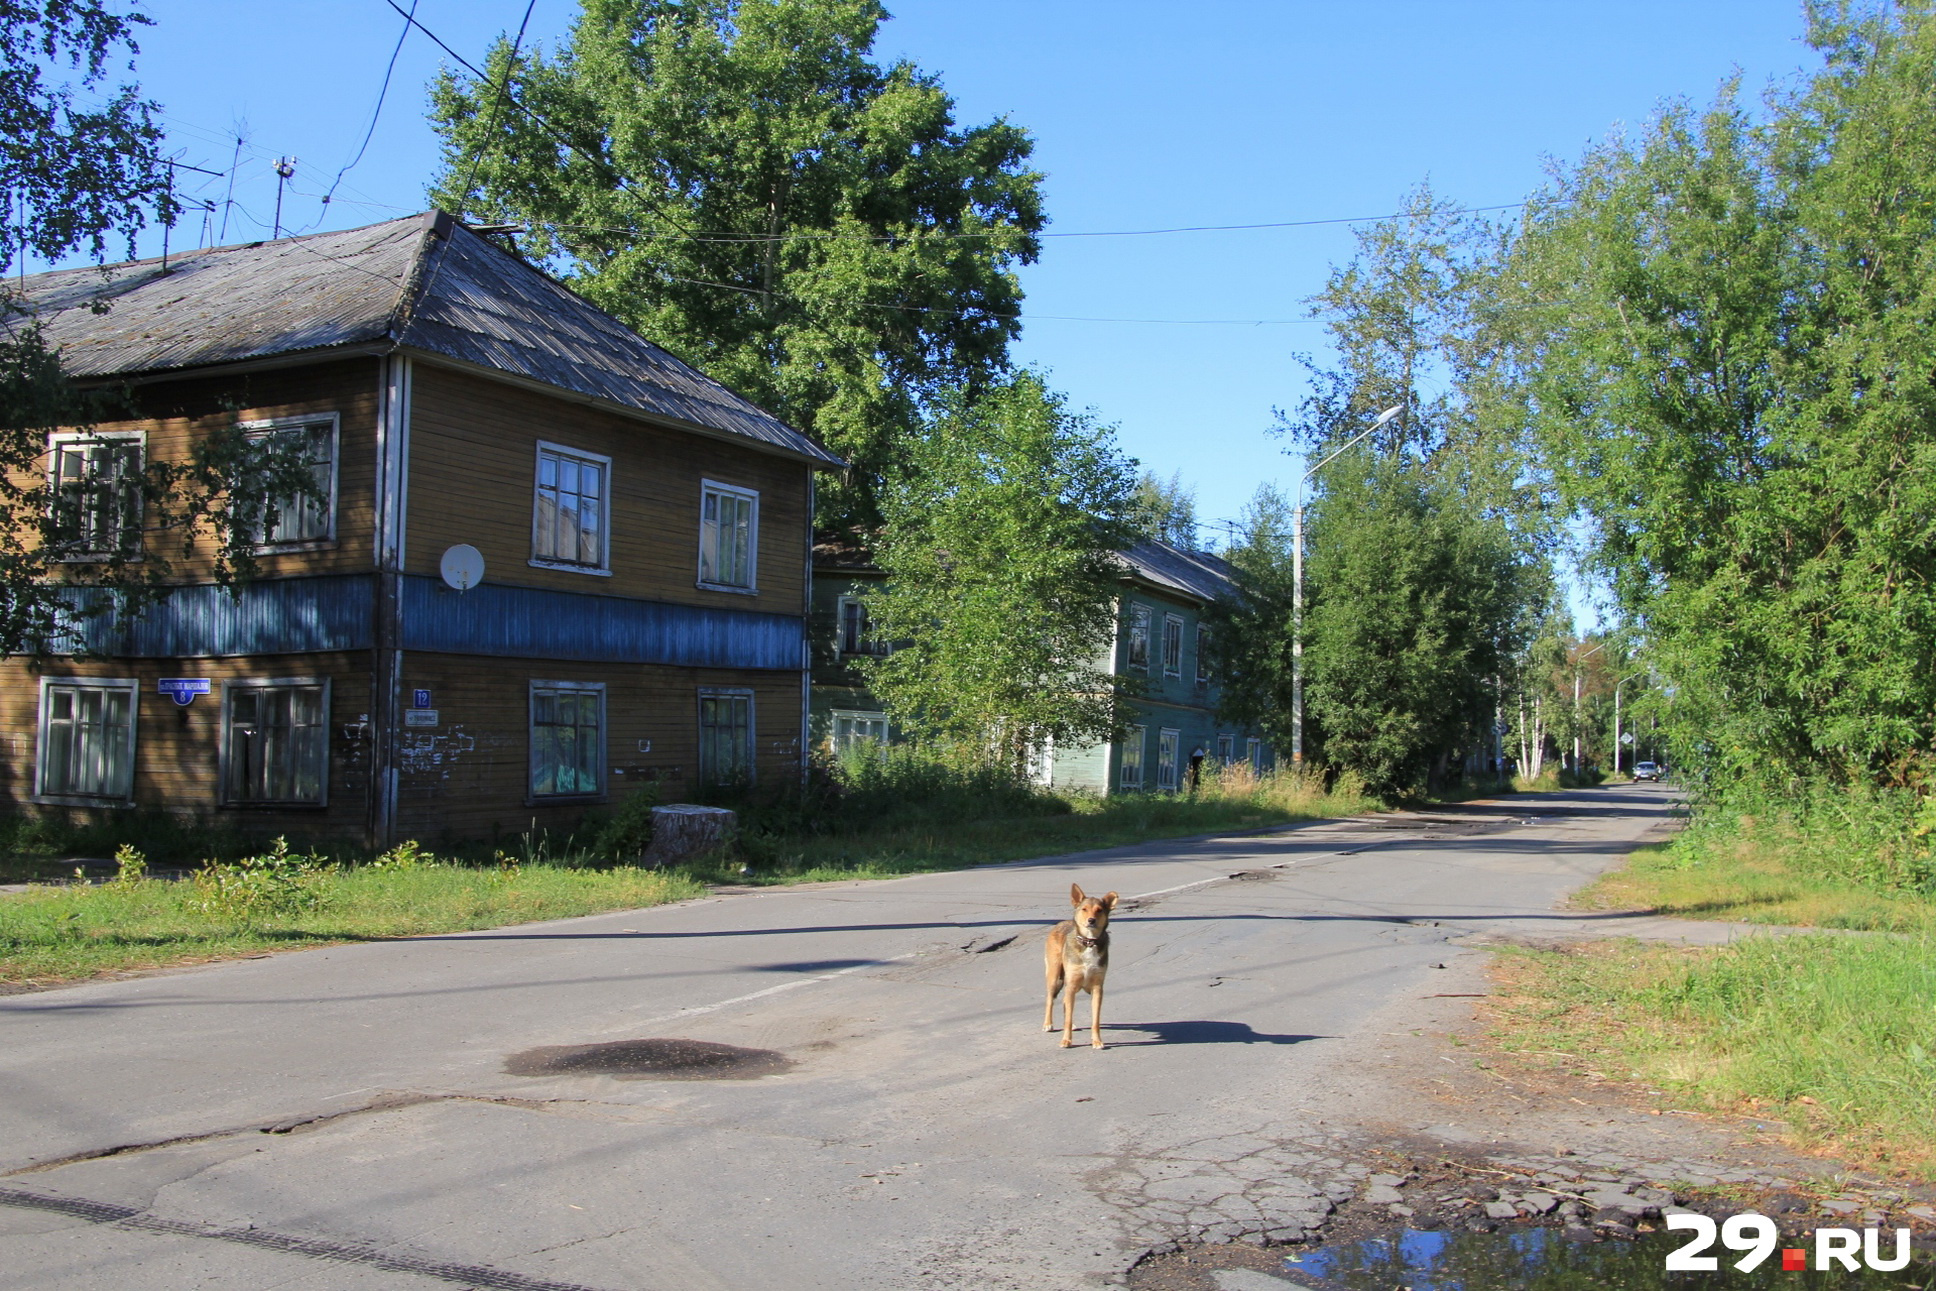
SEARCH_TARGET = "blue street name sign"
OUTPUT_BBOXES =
[157,678,212,707]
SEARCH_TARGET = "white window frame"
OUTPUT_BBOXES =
[239,412,340,550]
[697,478,760,594]
[1119,724,1147,790]
[1163,614,1185,679]
[1026,733,1055,787]
[530,441,614,575]
[1217,734,1235,765]
[831,708,890,756]
[699,686,757,786]
[47,430,144,561]
[1195,624,1212,684]
[221,677,331,808]
[1157,728,1181,791]
[1125,603,1152,673]
[34,676,138,806]
[836,593,887,657]
[1248,737,1263,771]
[528,679,607,802]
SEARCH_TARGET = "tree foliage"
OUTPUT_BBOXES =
[427,0,1045,526]
[0,1,315,658]
[1200,484,1296,751]
[858,373,1138,763]
[1499,1,1936,786]
[1254,185,1546,794]
[1126,469,1198,549]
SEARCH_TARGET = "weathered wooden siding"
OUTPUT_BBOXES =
[398,576,801,669]
[405,363,812,612]
[391,655,804,843]
[0,359,383,579]
[0,652,375,840]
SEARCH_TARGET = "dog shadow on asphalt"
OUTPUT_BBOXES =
[1097,1020,1327,1047]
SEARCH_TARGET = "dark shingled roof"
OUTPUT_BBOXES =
[3,212,842,467]
[1117,538,1240,606]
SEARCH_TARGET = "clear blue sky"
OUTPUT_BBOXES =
[78,1,1815,548]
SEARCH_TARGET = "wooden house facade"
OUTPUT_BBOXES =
[807,536,1275,791]
[0,212,840,847]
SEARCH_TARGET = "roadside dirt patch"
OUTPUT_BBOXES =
[504,1037,793,1080]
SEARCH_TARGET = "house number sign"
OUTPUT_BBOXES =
[157,678,211,707]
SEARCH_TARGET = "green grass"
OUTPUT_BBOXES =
[1576,838,1936,931]
[0,863,705,989]
[2,763,1378,989]
[1488,935,1936,1179]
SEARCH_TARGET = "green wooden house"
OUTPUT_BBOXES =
[807,535,1275,791]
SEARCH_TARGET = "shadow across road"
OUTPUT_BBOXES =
[1101,1020,1327,1047]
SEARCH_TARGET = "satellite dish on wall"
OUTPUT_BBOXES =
[440,544,485,592]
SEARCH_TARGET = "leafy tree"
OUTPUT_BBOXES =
[1499,2,1936,786]
[1302,455,1530,795]
[427,0,1045,526]
[1126,469,1198,548]
[1266,187,1546,793]
[858,373,1138,766]
[1201,484,1297,751]
[0,2,316,658]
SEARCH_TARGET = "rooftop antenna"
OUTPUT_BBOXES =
[272,156,297,238]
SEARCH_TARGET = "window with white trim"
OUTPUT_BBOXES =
[36,678,136,804]
[243,414,338,547]
[1125,604,1151,672]
[1026,734,1055,787]
[1217,734,1235,765]
[699,480,758,591]
[699,688,755,786]
[1163,614,1184,678]
[1157,728,1181,791]
[1195,625,1212,684]
[223,679,329,806]
[1247,737,1263,771]
[831,709,889,755]
[1119,724,1147,790]
[530,681,605,799]
[49,432,142,558]
[532,442,611,571]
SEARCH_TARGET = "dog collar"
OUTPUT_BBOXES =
[1074,933,1101,949]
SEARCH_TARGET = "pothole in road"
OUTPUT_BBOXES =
[504,1038,793,1081]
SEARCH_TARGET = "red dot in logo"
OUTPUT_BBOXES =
[1781,1248,1808,1272]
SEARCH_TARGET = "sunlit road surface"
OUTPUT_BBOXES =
[0,785,1684,1290]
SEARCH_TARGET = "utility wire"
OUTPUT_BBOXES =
[308,0,420,231]
[456,0,538,202]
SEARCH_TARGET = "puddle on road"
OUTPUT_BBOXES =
[1270,1227,1928,1289]
[504,1038,793,1081]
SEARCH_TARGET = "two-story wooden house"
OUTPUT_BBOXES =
[0,212,841,847]
[807,534,1274,790]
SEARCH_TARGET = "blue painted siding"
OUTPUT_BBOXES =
[398,575,803,670]
[54,575,375,657]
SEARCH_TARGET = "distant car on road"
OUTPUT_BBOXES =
[1632,761,1662,781]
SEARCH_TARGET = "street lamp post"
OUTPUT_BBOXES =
[1291,403,1405,765]
[1572,639,1605,772]
[1612,670,1645,775]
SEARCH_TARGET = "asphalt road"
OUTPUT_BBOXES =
[0,784,1684,1290]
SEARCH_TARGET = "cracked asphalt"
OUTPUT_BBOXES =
[0,784,1690,1290]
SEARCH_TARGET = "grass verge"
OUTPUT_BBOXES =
[0,763,1383,990]
[1485,935,1936,1179]
[0,863,704,991]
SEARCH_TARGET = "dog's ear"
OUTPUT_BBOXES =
[1104,891,1119,910]
[1070,882,1086,907]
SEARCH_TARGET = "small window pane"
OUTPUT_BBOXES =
[531,684,603,798]
[225,683,327,805]
[700,691,754,786]
[699,484,757,589]
[534,446,608,569]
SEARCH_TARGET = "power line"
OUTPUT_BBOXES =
[308,0,420,231]
[456,0,538,201]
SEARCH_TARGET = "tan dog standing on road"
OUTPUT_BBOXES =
[1044,883,1118,1050]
